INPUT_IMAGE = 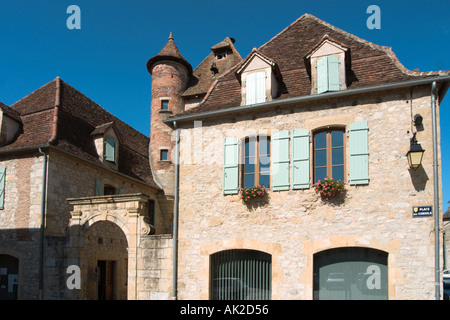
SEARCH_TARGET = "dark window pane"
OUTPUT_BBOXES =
[161,100,169,110]
[160,150,168,161]
[315,167,327,183]
[315,131,327,149]
[259,156,270,171]
[245,157,255,174]
[245,140,256,157]
[315,149,327,167]
[259,172,270,188]
[331,130,344,147]
[259,137,270,155]
[332,165,344,181]
[244,174,255,188]
[332,147,344,165]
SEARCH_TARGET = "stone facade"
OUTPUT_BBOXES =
[174,86,443,299]
[0,147,170,299]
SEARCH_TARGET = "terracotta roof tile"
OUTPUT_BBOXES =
[183,37,242,97]
[147,33,192,75]
[177,14,449,117]
[1,78,160,189]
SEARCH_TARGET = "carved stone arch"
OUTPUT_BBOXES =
[67,193,152,300]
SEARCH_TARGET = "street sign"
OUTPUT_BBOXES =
[412,206,432,218]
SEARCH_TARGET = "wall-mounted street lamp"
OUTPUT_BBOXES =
[406,133,425,169]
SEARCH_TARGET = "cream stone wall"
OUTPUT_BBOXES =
[0,152,45,299]
[175,86,443,300]
[0,148,169,299]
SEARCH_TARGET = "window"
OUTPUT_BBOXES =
[160,149,168,161]
[316,56,340,94]
[314,129,345,183]
[246,71,266,105]
[313,247,388,300]
[210,249,271,300]
[243,136,270,188]
[161,100,169,111]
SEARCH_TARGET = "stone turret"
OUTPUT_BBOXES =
[147,33,192,195]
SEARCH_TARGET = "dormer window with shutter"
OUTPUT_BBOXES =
[91,122,120,169]
[236,50,281,106]
[305,38,349,94]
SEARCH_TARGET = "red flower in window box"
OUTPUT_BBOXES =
[313,177,345,199]
[239,185,267,202]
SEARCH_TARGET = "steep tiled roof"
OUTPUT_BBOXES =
[177,14,449,116]
[183,37,242,97]
[147,33,192,75]
[1,78,160,189]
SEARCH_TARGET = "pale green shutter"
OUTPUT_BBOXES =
[292,129,310,189]
[0,168,5,209]
[246,73,256,105]
[223,137,239,194]
[94,179,104,196]
[255,71,266,103]
[349,121,369,185]
[271,131,290,191]
[104,138,116,162]
[317,57,328,94]
[327,56,340,91]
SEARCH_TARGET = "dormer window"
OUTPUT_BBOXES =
[236,50,280,106]
[91,122,120,169]
[306,37,349,94]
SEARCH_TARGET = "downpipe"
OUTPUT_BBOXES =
[431,81,440,300]
[172,121,180,300]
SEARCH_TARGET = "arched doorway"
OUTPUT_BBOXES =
[83,221,128,300]
[313,247,388,300]
[0,254,19,300]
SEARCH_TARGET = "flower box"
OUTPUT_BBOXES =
[313,178,345,199]
[239,185,267,202]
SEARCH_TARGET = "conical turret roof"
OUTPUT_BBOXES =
[147,32,192,75]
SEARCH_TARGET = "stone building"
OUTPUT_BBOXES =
[1,13,450,300]
[150,14,450,300]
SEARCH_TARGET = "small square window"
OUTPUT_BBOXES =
[161,100,169,110]
[160,150,168,161]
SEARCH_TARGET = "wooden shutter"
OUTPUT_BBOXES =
[271,131,290,191]
[94,179,104,196]
[327,56,340,91]
[223,137,239,194]
[246,73,256,105]
[317,57,328,94]
[255,71,266,103]
[292,129,310,189]
[104,138,116,162]
[348,121,369,185]
[0,168,5,209]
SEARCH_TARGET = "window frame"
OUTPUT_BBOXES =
[160,149,169,161]
[161,99,169,111]
[241,135,271,189]
[313,127,346,183]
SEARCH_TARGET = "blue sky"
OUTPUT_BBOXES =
[1,0,449,209]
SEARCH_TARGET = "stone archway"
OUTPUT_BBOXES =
[67,193,153,300]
